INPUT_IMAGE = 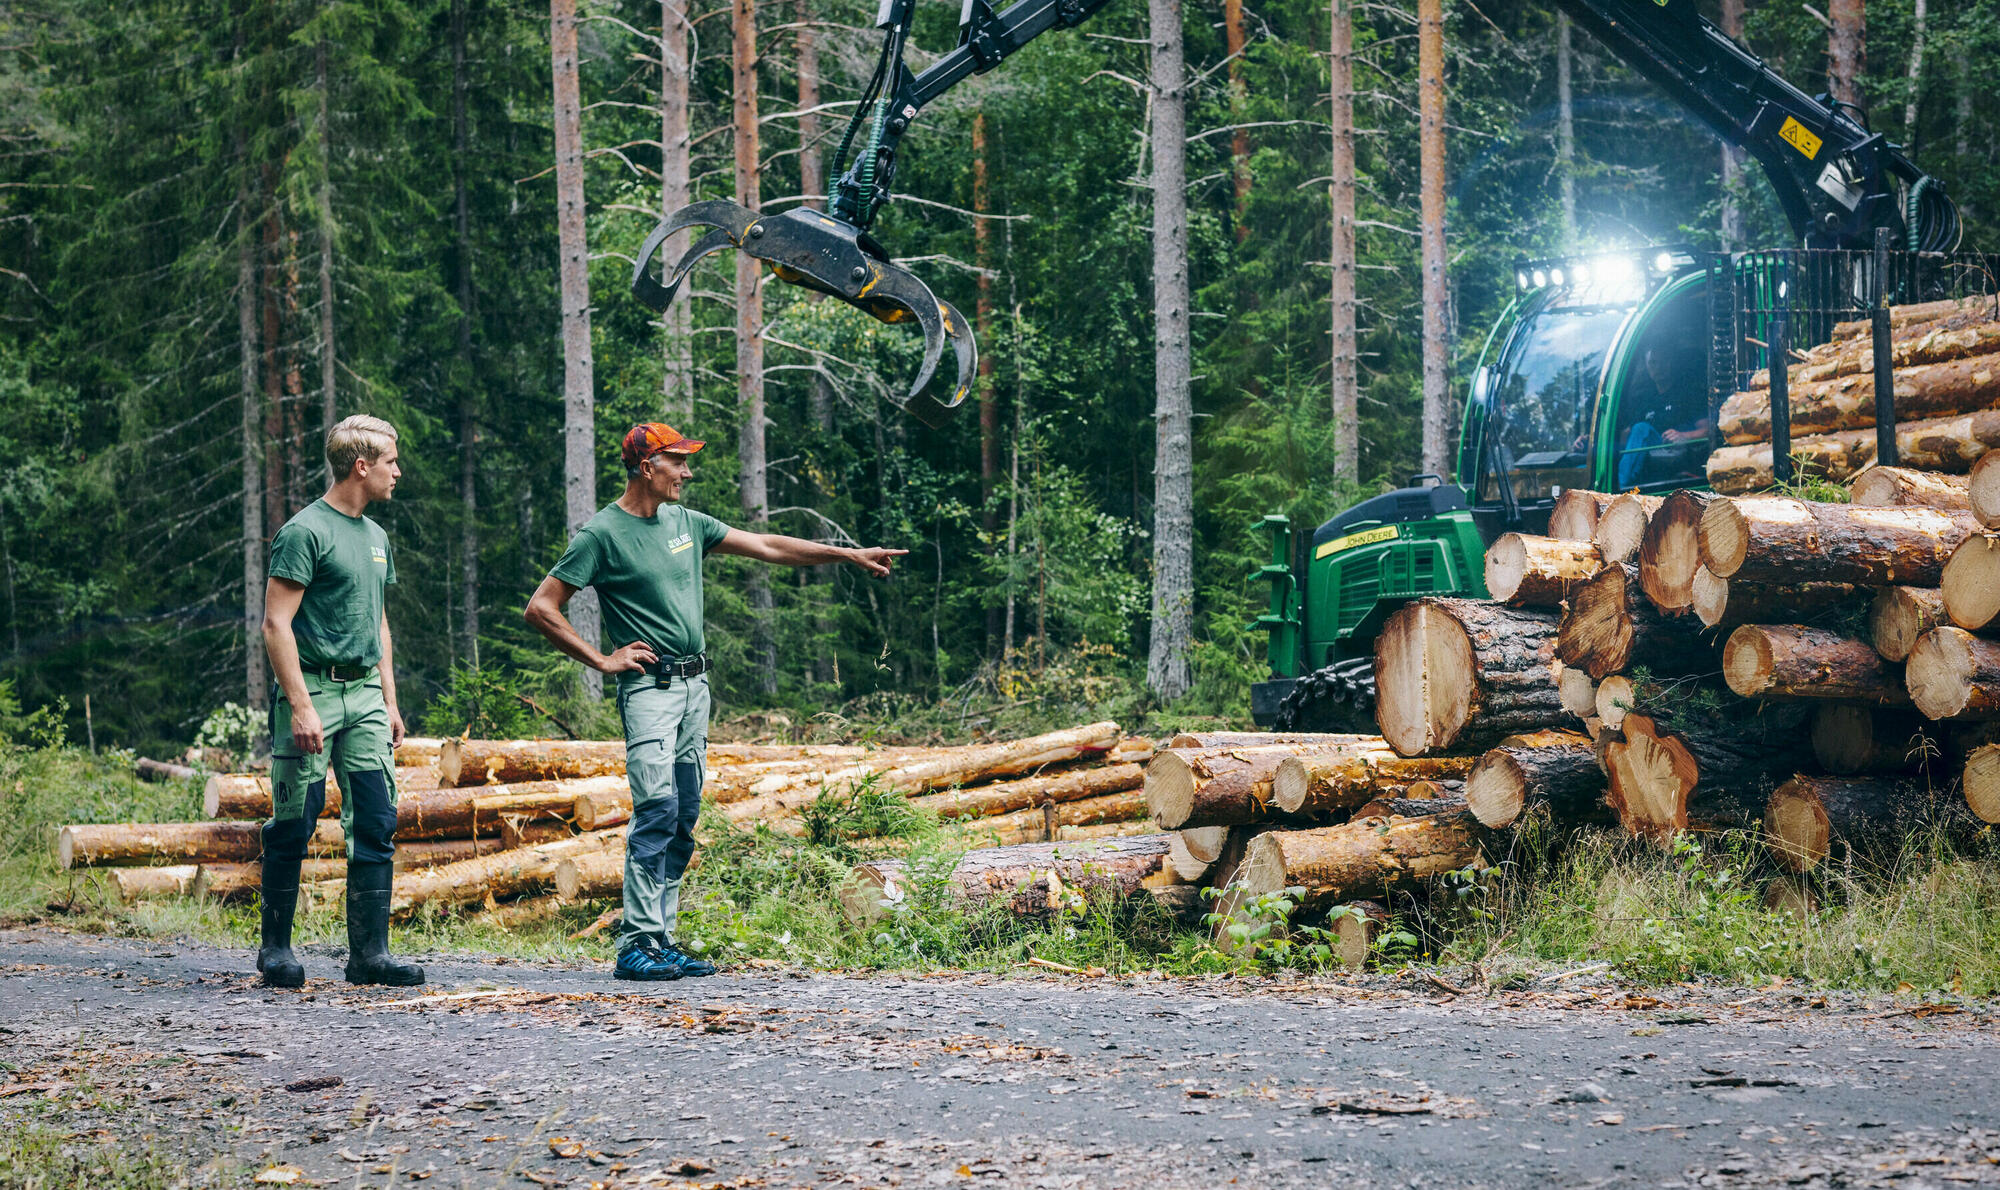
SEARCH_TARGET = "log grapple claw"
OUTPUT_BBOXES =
[632,201,974,416]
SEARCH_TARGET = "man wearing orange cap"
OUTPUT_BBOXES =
[525,423,907,980]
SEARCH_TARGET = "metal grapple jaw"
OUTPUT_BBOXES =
[631,200,975,425]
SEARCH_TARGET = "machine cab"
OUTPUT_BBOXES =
[1459,249,1711,536]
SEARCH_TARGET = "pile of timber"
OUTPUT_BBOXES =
[1706,296,2000,493]
[1451,482,1995,878]
[62,724,1159,923]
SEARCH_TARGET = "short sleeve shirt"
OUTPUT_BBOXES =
[548,502,731,659]
[267,498,396,668]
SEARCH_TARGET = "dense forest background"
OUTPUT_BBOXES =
[1,0,1994,750]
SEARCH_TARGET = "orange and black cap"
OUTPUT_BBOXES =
[621,422,705,470]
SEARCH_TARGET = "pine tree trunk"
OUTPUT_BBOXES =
[551,0,601,699]
[1269,748,1475,816]
[733,0,775,695]
[840,835,1178,925]
[1767,773,1969,874]
[1483,533,1602,606]
[1706,412,2000,493]
[1720,353,2000,445]
[1146,0,1192,702]
[1637,489,1711,612]
[1329,0,1358,482]
[1723,625,1912,705]
[452,0,480,663]
[1870,585,1950,661]
[1827,0,1865,109]
[1602,710,1813,842]
[1718,0,1746,248]
[1417,0,1452,476]
[1235,809,1487,910]
[1689,570,1857,632]
[661,0,694,418]
[315,39,337,448]
[1700,495,1980,587]
[1374,598,1573,756]
[1558,564,1707,681]
[238,184,267,711]
[1224,0,1249,240]
[1464,731,1603,828]
[1555,13,1575,241]
[973,112,1003,650]
[1146,742,1388,829]
[1850,467,1970,511]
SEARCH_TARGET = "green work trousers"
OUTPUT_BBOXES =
[614,670,710,952]
[265,670,400,866]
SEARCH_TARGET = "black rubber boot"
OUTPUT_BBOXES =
[256,854,306,988]
[342,861,425,987]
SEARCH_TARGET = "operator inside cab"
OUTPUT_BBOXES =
[1615,336,1713,488]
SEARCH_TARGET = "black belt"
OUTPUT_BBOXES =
[642,653,711,680]
[306,662,372,683]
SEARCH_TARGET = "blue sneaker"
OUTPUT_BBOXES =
[614,943,683,981]
[659,942,718,977]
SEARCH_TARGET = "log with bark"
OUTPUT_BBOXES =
[204,765,439,819]
[1374,599,1573,757]
[388,775,627,840]
[1870,586,1951,662]
[1351,793,1467,820]
[1327,900,1392,970]
[1268,748,1475,817]
[554,846,626,901]
[111,865,200,903]
[704,749,939,805]
[1146,742,1391,830]
[1691,569,1858,632]
[837,834,1178,925]
[1705,411,2000,494]
[1810,704,1936,774]
[1970,450,2000,528]
[1594,494,1665,566]
[394,737,445,766]
[1601,709,1812,841]
[1558,564,1708,680]
[952,790,1149,843]
[1764,877,1819,918]
[135,758,199,783]
[1765,774,1974,872]
[1463,731,1604,828]
[1482,533,1602,606]
[909,763,1144,822]
[970,816,1157,849]
[1906,627,2000,720]
[439,738,626,787]
[1164,732,1373,749]
[1700,495,1981,587]
[1229,809,1488,910]
[192,858,350,901]
[1941,533,2000,630]
[1824,296,1995,343]
[496,817,578,850]
[572,786,631,832]
[57,818,343,868]
[1964,743,2000,823]
[1548,489,1617,542]
[1850,467,1972,511]
[1722,625,1913,705]
[308,829,626,920]
[1720,352,2000,444]
[1637,490,1712,612]
[462,894,580,930]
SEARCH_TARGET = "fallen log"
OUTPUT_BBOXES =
[1146,743,1391,830]
[1374,599,1572,757]
[1942,533,2000,630]
[1559,564,1706,680]
[1722,625,1913,705]
[391,776,627,840]
[1463,732,1604,828]
[1558,667,1599,719]
[497,818,579,850]
[1594,675,1635,731]
[1971,450,2000,529]
[462,894,580,930]
[307,829,626,920]
[203,765,439,820]
[1268,748,1475,817]
[1705,412,2000,494]
[57,819,343,869]
[554,847,626,901]
[1691,570,1858,633]
[1906,627,2000,720]
[955,790,1149,843]
[1870,586,1951,662]
[1637,490,1712,612]
[1964,743,2000,822]
[1594,494,1665,566]
[1720,353,2000,445]
[135,758,199,783]
[909,762,1145,822]
[1601,710,1812,841]
[1850,467,1972,511]
[1700,495,1981,587]
[1483,533,1602,606]
[973,816,1156,849]
[393,737,444,766]
[1327,901,1393,970]
[1230,810,1488,911]
[1811,705,1936,774]
[439,739,625,787]
[1767,773,1981,873]
[570,787,631,832]
[837,834,1178,925]
[193,858,349,901]
[1351,794,1468,820]
[1165,732,1374,749]
[1548,490,1617,542]
[111,865,199,903]
[704,749,941,805]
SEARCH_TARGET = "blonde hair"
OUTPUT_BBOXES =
[326,415,398,479]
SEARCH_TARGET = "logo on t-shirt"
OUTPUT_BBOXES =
[669,532,695,555]
[371,546,388,565]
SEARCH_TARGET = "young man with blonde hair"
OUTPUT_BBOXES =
[525,423,906,980]
[257,413,423,988]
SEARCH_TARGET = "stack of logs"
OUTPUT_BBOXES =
[62,724,1164,925]
[1706,296,2000,494]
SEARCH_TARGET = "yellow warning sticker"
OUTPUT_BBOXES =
[1779,117,1822,161]
[1315,525,1398,559]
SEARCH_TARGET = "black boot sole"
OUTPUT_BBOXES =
[344,964,425,987]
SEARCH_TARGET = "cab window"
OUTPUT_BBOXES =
[1607,291,1712,490]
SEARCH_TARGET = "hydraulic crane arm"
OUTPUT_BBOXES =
[1554,0,1959,252]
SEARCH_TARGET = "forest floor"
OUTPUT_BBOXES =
[4,927,2000,1190]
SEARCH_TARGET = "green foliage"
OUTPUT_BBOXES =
[0,1123,196,1190]
[192,702,262,769]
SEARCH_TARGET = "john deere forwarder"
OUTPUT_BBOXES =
[1251,0,1968,731]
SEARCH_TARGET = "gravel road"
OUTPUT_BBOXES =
[2,927,1996,1188]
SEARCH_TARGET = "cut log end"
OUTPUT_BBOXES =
[1639,491,1710,611]
[1965,744,2000,823]
[1721,626,1775,698]
[1176,825,1230,866]
[1464,751,1526,828]
[1548,490,1616,542]
[1908,627,2000,721]
[1941,534,2000,630]
[1558,666,1599,718]
[1484,533,1602,605]
[1764,779,1832,873]
[1697,498,1751,579]
[1595,675,1635,732]
[1602,716,1699,841]
[1594,494,1659,565]
[1145,751,1197,830]
[1970,451,2000,529]
[1850,467,1972,511]
[1871,586,1949,663]
[1375,602,1473,756]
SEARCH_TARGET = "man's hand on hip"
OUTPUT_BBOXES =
[849,547,909,577]
[600,641,659,674]
[291,705,326,755]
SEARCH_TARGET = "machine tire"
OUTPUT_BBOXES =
[1270,658,1379,735]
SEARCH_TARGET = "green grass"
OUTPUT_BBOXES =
[7,740,2000,994]
[0,1123,201,1190]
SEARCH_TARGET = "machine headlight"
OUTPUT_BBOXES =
[1532,269,1548,288]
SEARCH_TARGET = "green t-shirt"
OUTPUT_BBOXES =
[267,498,396,668]
[549,502,732,659]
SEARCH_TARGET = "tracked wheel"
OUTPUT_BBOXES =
[1271,658,1379,735]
